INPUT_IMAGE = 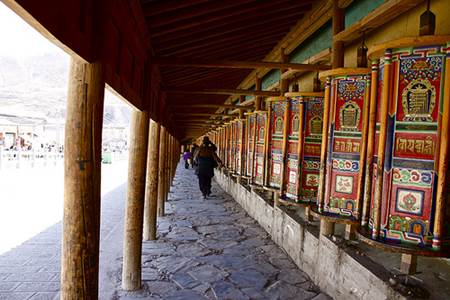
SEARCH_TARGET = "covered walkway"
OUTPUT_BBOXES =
[0,161,328,300]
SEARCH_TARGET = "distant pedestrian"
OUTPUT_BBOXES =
[193,137,222,199]
[182,150,192,169]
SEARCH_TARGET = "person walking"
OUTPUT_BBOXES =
[182,149,192,169]
[193,137,222,199]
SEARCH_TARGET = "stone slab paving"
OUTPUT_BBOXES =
[113,162,331,300]
[0,161,331,300]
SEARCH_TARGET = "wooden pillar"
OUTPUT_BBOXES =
[400,254,417,275]
[255,76,262,111]
[263,105,271,187]
[164,130,170,203]
[320,219,335,236]
[332,0,344,69]
[372,51,393,239]
[143,120,160,241]
[62,59,104,299]
[157,126,167,217]
[318,0,344,237]
[433,46,450,250]
[122,109,149,290]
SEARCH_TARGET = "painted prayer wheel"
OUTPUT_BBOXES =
[237,116,247,176]
[246,113,256,180]
[266,97,290,190]
[283,92,324,204]
[230,120,237,173]
[315,68,371,223]
[253,111,268,186]
[359,36,450,255]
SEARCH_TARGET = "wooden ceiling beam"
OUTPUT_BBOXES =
[163,87,279,97]
[148,0,257,28]
[223,0,353,105]
[172,113,236,117]
[170,104,251,109]
[157,21,295,53]
[163,29,288,56]
[154,57,329,72]
[153,2,310,45]
[150,0,308,38]
[142,0,210,17]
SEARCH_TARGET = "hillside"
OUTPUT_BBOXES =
[0,53,130,126]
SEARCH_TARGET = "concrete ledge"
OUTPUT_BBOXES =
[215,171,405,300]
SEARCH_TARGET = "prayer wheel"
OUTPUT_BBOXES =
[246,113,256,180]
[253,111,268,186]
[266,97,290,190]
[282,92,324,204]
[359,36,450,255]
[315,68,371,224]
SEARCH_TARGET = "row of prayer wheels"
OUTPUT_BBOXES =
[210,36,450,258]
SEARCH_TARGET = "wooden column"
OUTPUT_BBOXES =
[143,120,160,241]
[255,76,262,111]
[372,51,392,239]
[157,126,167,216]
[279,100,290,197]
[164,131,171,201]
[433,46,450,250]
[332,0,344,69]
[319,0,344,237]
[361,61,379,226]
[61,59,104,299]
[263,105,272,187]
[122,109,149,290]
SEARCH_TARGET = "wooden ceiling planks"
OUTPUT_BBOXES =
[140,0,320,137]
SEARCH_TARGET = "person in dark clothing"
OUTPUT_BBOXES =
[193,137,222,199]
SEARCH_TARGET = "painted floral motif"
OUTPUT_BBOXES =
[400,56,442,82]
[396,189,424,215]
[392,168,432,187]
[332,159,359,172]
[335,175,353,194]
[305,174,319,187]
[337,80,366,101]
[303,160,320,170]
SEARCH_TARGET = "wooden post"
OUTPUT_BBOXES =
[320,219,335,236]
[279,100,290,196]
[61,59,104,299]
[157,126,167,217]
[164,130,170,203]
[318,0,344,237]
[317,78,331,211]
[143,120,160,241]
[305,206,313,222]
[263,106,272,187]
[296,98,305,197]
[433,45,450,250]
[255,76,262,111]
[361,61,379,226]
[122,109,149,290]
[332,0,344,69]
[400,254,417,275]
[372,51,393,239]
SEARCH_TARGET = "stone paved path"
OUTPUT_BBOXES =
[0,161,330,300]
[113,163,329,300]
